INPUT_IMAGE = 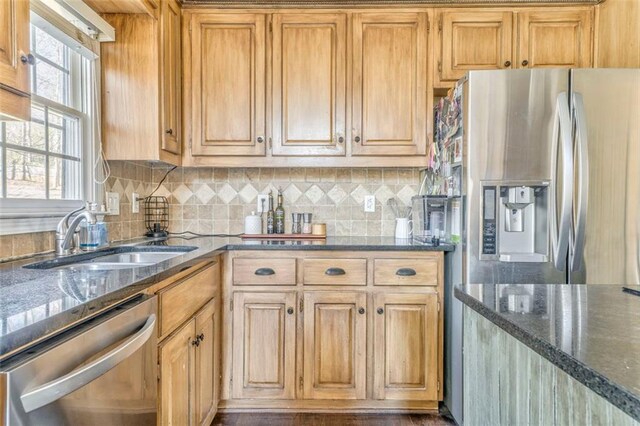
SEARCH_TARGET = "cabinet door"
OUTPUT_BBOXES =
[517,9,593,69]
[438,11,513,84]
[160,0,181,155]
[373,293,439,401]
[303,292,367,400]
[271,13,347,157]
[159,319,195,426]
[195,299,217,426]
[352,13,428,157]
[232,292,297,399]
[0,0,30,95]
[189,14,266,156]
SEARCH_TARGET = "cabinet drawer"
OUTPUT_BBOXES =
[303,258,367,286]
[233,258,297,285]
[159,263,217,337]
[373,258,438,286]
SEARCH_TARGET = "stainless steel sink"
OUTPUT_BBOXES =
[58,262,150,271]
[85,252,186,264]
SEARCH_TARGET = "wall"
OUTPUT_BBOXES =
[596,0,640,68]
[150,166,421,238]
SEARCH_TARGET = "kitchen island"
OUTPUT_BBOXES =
[456,283,640,425]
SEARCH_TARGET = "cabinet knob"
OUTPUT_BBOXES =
[337,135,344,144]
[354,136,361,143]
[358,307,365,315]
[191,339,200,347]
[521,60,529,67]
[257,136,264,143]
[377,307,384,315]
[165,128,173,135]
[504,60,512,67]
[20,54,35,65]
[287,307,294,315]
[198,333,204,341]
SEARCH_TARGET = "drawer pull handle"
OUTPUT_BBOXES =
[358,307,365,315]
[377,307,384,315]
[287,307,294,315]
[255,268,275,276]
[325,267,346,276]
[396,268,417,276]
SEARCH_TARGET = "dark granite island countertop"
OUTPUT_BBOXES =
[0,236,452,360]
[455,283,640,421]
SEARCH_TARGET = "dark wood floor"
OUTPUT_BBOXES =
[212,413,456,426]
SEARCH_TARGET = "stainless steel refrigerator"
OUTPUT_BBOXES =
[438,69,640,424]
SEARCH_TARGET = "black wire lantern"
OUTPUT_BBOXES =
[144,196,169,237]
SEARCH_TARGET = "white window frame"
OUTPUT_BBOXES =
[0,7,100,235]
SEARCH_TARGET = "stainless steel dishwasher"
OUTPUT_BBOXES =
[2,295,157,425]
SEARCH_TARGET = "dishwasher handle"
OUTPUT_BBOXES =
[20,313,156,413]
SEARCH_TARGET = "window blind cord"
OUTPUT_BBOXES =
[92,58,110,187]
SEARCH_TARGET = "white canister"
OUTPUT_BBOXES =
[244,211,262,235]
[394,217,412,240]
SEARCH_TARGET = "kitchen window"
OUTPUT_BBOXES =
[0,8,103,234]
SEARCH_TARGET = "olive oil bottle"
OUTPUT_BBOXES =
[266,191,275,234]
[275,188,285,234]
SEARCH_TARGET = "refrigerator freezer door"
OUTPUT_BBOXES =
[570,69,640,285]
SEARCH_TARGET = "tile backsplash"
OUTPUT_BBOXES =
[0,162,421,261]
[148,166,421,238]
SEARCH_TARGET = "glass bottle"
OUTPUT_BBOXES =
[275,188,285,234]
[266,191,275,234]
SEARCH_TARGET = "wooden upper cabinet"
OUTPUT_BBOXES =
[189,13,266,157]
[0,0,31,121]
[232,292,296,399]
[271,13,347,157]
[373,293,439,401]
[517,9,593,69]
[160,0,181,155]
[437,11,513,86]
[303,292,367,400]
[352,12,428,157]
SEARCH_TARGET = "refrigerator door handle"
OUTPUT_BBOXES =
[571,92,589,272]
[550,92,573,271]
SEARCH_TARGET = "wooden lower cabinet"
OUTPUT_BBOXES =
[159,319,194,425]
[373,293,439,401]
[195,299,219,426]
[231,292,297,399]
[303,292,367,400]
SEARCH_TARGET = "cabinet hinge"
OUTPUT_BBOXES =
[189,138,192,149]
[438,300,441,312]
[299,299,303,312]
[299,376,303,389]
[437,61,442,73]
[438,15,443,32]
[157,363,161,381]
[269,22,273,33]
[426,17,430,32]
[230,299,234,311]
[268,137,272,149]
[437,381,441,391]
[189,22,192,34]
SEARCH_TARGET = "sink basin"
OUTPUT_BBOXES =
[24,245,198,270]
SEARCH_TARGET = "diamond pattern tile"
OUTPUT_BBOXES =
[154,184,171,198]
[195,184,216,204]
[173,184,193,205]
[238,183,259,203]
[111,179,124,196]
[124,181,135,202]
[397,185,417,206]
[327,185,348,204]
[374,185,395,204]
[350,184,368,204]
[283,184,303,203]
[305,185,324,204]
[217,183,237,204]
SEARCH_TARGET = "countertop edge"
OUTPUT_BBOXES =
[454,286,640,421]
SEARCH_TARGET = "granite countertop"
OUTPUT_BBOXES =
[0,235,452,361]
[455,283,640,421]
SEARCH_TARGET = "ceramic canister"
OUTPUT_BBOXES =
[244,211,262,234]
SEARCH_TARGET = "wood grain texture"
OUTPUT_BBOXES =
[436,10,513,87]
[303,291,367,400]
[232,291,297,399]
[302,258,367,286]
[195,299,218,426]
[158,263,217,339]
[517,8,593,68]
[84,0,158,16]
[159,318,195,426]
[232,258,296,285]
[271,13,347,157]
[0,0,30,96]
[160,0,182,156]
[213,412,455,425]
[373,258,438,286]
[463,307,640,426]
[0,88,30,121]
[595,0,640,68]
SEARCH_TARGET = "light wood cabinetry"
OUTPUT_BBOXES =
[0,0,31,121]
[373,293,439,401]
[271,13,347,157]
[186,13,267,157]
[156,261,221,425]
[231,291,297,399]
[221,250,444,411]
[517,9,593,69]
[101,2,181,165]
[435,7,593,88]
[84,0,159,18]
[303,291,367,400]
[352,12,429,157]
